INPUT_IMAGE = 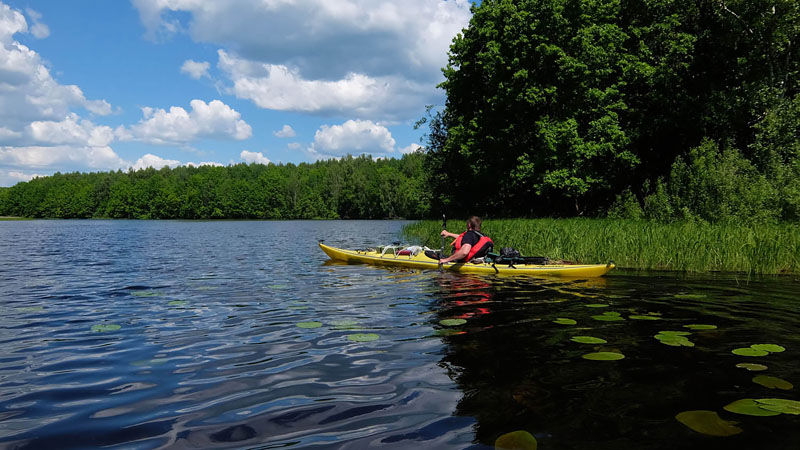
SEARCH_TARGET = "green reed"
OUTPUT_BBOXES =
[401,218,800,274]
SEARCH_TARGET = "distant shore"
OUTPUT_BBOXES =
[0,216,25,220]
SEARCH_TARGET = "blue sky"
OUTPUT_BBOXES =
[0,0,473,186]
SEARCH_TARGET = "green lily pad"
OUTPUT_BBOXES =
[269,284,289,290]
[17,306,44,312]
[296,321,322,329]
[753,375,793,390]
[602,311,621,316]
[331,319,360,330]
[494,430,538,450]
[592,315,624,322]
[684,324,717,330]
[554,318,577,325]
[723,398,782,416]
[658,330,691,336]
[655,334,695,347]
[91,324,121,332]
[584,303,609,308]
[582,351,625,361]
[629,315,661,320]
[675,410,742,436]
[732,347,769,357]
[736,363,768,372]
[434,329,462,337]
[288,305,309,310]
[751,344,785,353]
[167,300,187,306]
[347,333,380,342]
[440,318,467,327]
[755,398,800,415]
[571,336,607,344]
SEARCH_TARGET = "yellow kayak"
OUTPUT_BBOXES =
[319,243,615,277]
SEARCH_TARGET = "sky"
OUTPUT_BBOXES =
[0,0,473,186]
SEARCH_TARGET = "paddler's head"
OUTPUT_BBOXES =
[467,216,482,231]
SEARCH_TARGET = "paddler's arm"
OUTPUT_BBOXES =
[440,229,460,239]
[439,243,471,264]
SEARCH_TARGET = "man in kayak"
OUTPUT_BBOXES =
[438,216,494,264]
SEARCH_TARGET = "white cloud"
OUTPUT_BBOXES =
[310,119,395,158]
[131,153,181,170]
[218,50,429,119]
[181,59,210,79]
[29,113,114,147]
[240,150,270,165]
[0,144,128,170]
[25,8,49,39]
[0,169,45,185]
[273,124,295,138]
[287,142,301,150]
[399,143,422,154]
[132,0,472,120]
[117,99,252,145]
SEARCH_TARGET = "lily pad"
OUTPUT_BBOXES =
[296,321,322,329]
[494,430,538,450]
[684,324,717,330]
[655,333,694,347]
[629,315,661,320]
[331,319,360,330]
[132,291,160,297]
[751,344,785,353]
[17,306,44,312]
[347,333,380,342]
[582,351,625,361]
[755,398,800,415]
[723,399,782,417]
[658,330,691,336]
[736,363,768,372]
[554,318,577,325]
[732,347,769,357]
[584,303,609,308]
[592,315,624,322]
[571,336,608,344]
[753,375,793,390]
[440,318,467,327]
[167,300,187,306]
[91,324,121,332]
[675,410,742,436]
[602,311,621,316]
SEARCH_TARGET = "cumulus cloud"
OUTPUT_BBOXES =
[273,124,295,138]
[309,119,395,158]
[0,144,128,170]
[181,59,210,79]
[24,8,49,39]
[240,150,270,165]
[131,154,181,170]
[117,99,252,145]
[399,143,423,154]
[132,0,471,119]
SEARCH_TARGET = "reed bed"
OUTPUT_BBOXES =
[401,218,800,274]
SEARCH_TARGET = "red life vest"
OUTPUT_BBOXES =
[453,231,494,262]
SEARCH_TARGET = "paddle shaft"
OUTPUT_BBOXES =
[440,214,446,256]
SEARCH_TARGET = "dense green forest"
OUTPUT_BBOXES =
[0,154,429,219]
[3,0,800,223]
[423,0,800,222]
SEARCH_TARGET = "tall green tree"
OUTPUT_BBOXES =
[427,0,800,218]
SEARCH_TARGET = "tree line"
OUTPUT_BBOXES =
[0,154,430,219]
[423,0,800,223]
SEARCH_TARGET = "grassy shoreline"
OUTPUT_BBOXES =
[401,218,800,275]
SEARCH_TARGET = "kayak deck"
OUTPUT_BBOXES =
[319,243,614,277]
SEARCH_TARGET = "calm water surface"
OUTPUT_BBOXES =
[1,220,799,449]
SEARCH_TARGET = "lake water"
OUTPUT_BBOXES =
[1,220,799,449]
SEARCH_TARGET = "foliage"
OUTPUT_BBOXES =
[402,218,800,274]
[0,153,430,220]
[424,0,800,220]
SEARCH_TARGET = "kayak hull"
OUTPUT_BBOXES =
[319,243,614,277]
